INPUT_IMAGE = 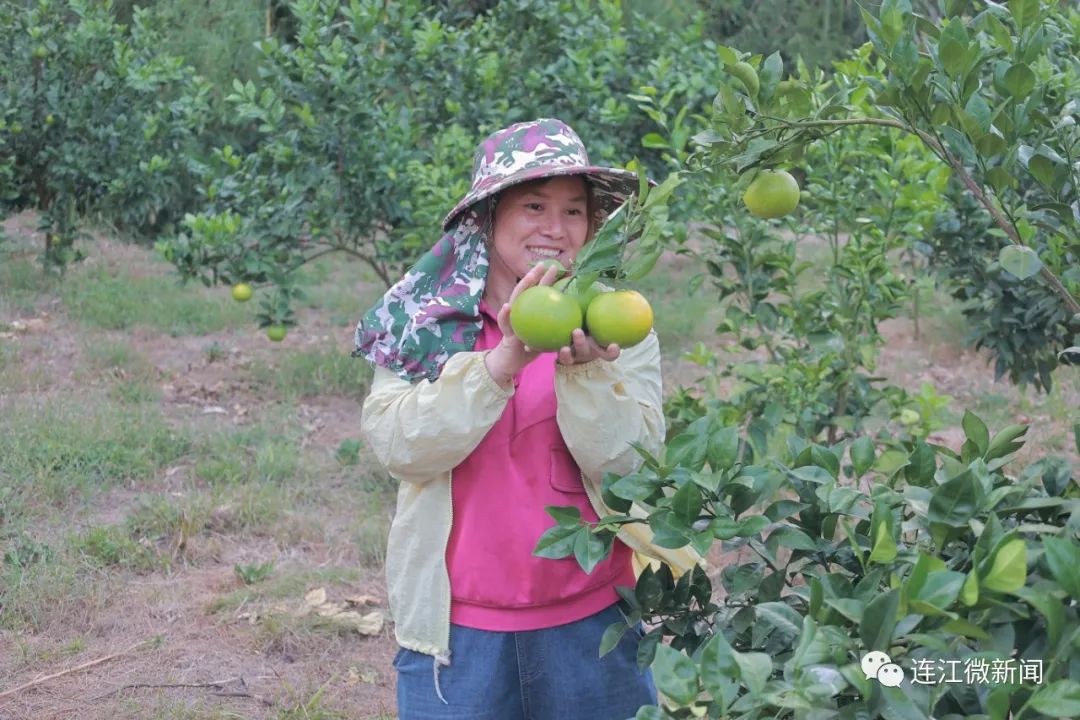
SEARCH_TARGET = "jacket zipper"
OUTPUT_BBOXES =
[444,467,453,654]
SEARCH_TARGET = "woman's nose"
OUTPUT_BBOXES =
[539,210,566,239]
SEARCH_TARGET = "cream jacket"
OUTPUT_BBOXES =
[360,330,702,661]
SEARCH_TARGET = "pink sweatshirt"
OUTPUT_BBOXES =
[445,299,636,631]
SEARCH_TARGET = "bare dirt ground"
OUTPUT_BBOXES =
[1,212,1076,719]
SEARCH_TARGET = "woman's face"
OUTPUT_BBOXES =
[488,175,591,283]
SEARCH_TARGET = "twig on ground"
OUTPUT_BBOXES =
[91,677,274,707]
[0,639,152,701]
[92,677,240,701]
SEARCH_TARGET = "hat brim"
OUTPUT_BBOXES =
[441,165,651,232]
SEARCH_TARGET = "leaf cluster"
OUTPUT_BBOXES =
[537,409,1080,719]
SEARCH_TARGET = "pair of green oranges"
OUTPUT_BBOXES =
[510,261,654,352]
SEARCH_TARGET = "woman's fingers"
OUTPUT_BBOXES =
[557,329,621,365]
[538,263,561,286]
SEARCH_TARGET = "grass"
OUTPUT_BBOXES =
[0,394,191,515]
[295,255,385,328]
[0,549,115,632]
[82,337,163,403]
[0,254,58,315]
[206,565,364,615]
[245,345,373,402]
[60,266,253,335]
[190,417,303,485]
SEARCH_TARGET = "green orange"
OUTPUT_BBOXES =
[742,169,801,219]
[532,258,567,278]
[266,324,287,342]
[510,285,582,351]
[231,282,254,302]
[584,290,654,348]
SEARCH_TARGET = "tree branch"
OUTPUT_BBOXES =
[756,116,1080,316]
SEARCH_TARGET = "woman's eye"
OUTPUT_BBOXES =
[567,208,583,216]
[526,202,543,211]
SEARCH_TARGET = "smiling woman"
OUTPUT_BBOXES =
[352,118,702,720]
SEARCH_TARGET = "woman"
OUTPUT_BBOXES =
[355,118,700,719]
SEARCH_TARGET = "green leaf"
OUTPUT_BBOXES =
[599,620,629,658]
[1028,153,1060,188]
[633,707,664,720]
[870,519,898,564]
[635,566,665,608]
[665,418,710,470]
[1008,0,1039,31]
[999,245,1042,280]
[699,629,739,698]
[573,528,613,574]
[928,470,979,526]
[670,480,703,525]
[905,441,936,485]
[1074,422,1080,455]
[860,588,899,650]
[850,436,876,478]
[649,509,694,549]
[764,500,807,522]
[1003,63,1035,98]
[963,93,991,137]
[533,524,579,559]
[960,569,979,606]
[737,515,771,537]
[650,643,699,706]
[913,570,965,609]
[1012,586,1064,648]
[986,424,1028,460]
[609,472,657,502]
[641,133,667,149]
[940,617,991,640]
[546,505,582,526]
[734,652,772,696]
[707,426,740,471]
[758,51,783,100]
[1029,680,1080,717]
[1043,536,1080,600]
[790,465,833,484]
[940,126,977,165]
[905,553,947,599]
[962,411,990,456]
[938,21,969,77]
[982,537,1026,592]
[767,526,818,551]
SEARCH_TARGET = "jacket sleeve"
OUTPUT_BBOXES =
[554,329,665,481]
[360,351,513,484]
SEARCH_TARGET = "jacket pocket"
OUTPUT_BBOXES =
[549,446,585,494]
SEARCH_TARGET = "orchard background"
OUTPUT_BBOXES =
[1,1,1079,719]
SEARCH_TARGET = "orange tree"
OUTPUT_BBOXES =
[0,0,211,270]
[696,0,1079,384]
[536,2,1080,718]
[154,0,714,333]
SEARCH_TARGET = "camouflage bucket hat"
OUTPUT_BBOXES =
[442,118,641,231]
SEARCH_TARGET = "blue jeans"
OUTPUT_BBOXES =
[394,602,657,720]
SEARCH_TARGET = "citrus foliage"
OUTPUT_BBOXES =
[538,413,1079,718]
[151,0,712,330]
[0,0,211,269]
[693,0,1080,386]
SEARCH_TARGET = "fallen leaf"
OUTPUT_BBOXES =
[296,587,327,616]
[344,594,380,608]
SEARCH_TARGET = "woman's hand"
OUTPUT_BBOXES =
[556,328,620,366]
[484,262,561,387]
